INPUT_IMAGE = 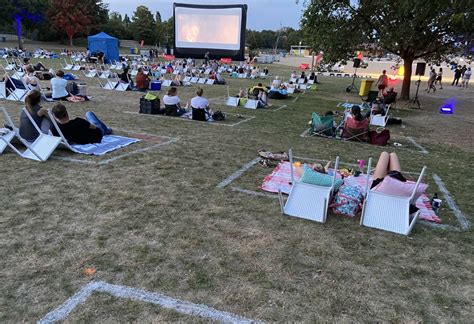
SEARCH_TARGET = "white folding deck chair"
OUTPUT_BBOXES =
[278,150,340,223]
[5,74,27,102]
[47,109,77,152]
[206,79,215,85]
[0,127,15,153]
[101,73,118,90]
[0,107,61,161]
[360,160,427,235]
[0,81,6,99]
[370,105,390,127]
[244,99,259,109]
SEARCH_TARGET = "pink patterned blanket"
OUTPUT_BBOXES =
[260,162,441,223]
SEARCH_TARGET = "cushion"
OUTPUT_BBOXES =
[300,164,343,190]
[373,175,428,200]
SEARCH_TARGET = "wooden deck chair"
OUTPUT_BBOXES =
[278,150,340,223]
[360,160,427,235]
[370,104,390,127]
[0,107,61,161]
[310,112,335,137]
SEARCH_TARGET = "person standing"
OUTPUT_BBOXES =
[375,70,388,96]
[434,67,443,89]
[204,51,210,65]
[452,66,462,86]
[461,67,471,89]
[426,68,437,93]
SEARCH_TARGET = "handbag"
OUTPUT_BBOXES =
[139,96,161,115]
[369,128,390,146]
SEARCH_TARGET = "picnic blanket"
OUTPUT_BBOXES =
[260,161,441,223]
[70,135,139,156]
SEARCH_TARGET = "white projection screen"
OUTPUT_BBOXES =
[173,3,247,61]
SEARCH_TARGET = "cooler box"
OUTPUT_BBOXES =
[359,79,374,97]
[150,81,162,91]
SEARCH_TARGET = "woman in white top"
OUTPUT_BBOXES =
[163,87,187,116]
[22,66,41,91]
[191,87,212,121]
[271,76,282,90]
[50,70,69,100]
[462,67,471,88]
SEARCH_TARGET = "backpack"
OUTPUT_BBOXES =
[212,111,225,121]
[330,185,364,217]
[66,81,79,95]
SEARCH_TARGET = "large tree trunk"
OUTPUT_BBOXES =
[16,18,23,50]
[68,34,74,46]
[400,56,414,100]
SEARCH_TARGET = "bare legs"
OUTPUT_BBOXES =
[373,152,401,179]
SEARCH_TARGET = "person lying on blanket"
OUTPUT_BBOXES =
[295,161,332,176]
[51,103,112,145]
[371,151,421,214]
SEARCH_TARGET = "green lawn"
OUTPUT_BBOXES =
[0,58,472,322]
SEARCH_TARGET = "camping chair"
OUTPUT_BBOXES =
[0,107,61,161]
[0,127,15,154]
[310,112,335,137]
[370,104,390,127]
[360,161,427,235]
[278,150,340,223]
[0,81,6,99]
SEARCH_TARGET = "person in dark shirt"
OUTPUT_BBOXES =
[51,103,112,144]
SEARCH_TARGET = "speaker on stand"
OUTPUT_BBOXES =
[410,62,425,109]
[346,58,361,92]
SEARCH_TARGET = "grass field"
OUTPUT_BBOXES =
[0,58,473,322]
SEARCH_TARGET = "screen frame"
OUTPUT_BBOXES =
[173,3,247,61]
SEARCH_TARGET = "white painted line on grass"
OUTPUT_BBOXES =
[39,281,101,323]
[99,138,179,165]
[39,281,256,323]
[217,157,261,188]
[271,104,287,112]
[299,128,311,138]
[292,96,299,103]
[432,174,470,230]
[418,220,460,231]
[122,111,256,128]
[52,156,97,165]
[407,137,429,154]
[231,186,279,199]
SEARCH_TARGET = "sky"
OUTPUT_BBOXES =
[103,0,306,31]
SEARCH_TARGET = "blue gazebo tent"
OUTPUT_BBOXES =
[87,32,119,63]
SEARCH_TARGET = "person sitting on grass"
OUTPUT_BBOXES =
[19,90,51,142]
[135,68,150,91]
[118,67,133,88]
[250,83,268,97]
[22,66,41,91]
[50,70,70,100]
[342,105,369,141]
[23,58,47,71]
[257,90,268,108]
[51,103,112,144]
[163,87,188,117]
[191,87,212,121]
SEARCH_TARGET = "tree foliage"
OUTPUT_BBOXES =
[301,0,474,99]
[130,5,156,45]
[48,0,92,46]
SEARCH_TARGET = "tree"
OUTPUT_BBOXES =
[130,5,156,45]
[301,0,474,100]
[0,0,47,49]
[48,0,92,46]
[155,11,163,45]
[103,11,127,39]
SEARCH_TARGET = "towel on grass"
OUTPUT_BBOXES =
[70,135,139,156]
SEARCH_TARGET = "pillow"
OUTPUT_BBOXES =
[300,164,343,190]
[373,175,428,200]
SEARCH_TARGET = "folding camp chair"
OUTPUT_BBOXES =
[278,150,340,223]
[0,127,15,153]
[360,160,427,235]
[370,104,390,127]
[310,112,335,137]
[0,107,61,161]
